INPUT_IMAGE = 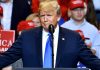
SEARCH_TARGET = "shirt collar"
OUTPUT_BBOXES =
[70,18,86,27]
[42,24,59,37]
[53,24,59,38]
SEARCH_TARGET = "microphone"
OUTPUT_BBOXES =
[48,24,55,34]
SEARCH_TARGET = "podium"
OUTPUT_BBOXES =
[14,68,90,70]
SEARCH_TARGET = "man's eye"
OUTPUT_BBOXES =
[39,14,52,17]
[40,15,44,17]
[47,14,52,16]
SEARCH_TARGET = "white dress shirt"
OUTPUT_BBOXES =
[42,25,59,67]
[0,0,13,30]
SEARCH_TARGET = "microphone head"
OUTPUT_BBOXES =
[48,24,55,34]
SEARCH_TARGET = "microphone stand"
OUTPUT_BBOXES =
[51,32,54,68]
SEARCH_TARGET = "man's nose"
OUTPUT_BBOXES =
[78,10,82,13]
[44,16,48,22]
[77,9,83,14]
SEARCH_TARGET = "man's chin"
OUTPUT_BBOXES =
[43,27,49,32]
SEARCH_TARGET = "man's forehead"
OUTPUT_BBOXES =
[72,7,84,10]
[40,8,56,14]
[40,5,56,11]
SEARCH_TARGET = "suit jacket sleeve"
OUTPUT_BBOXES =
[77,34,100,70]
[0,32,23,68]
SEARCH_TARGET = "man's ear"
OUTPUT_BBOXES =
[68,9,71,17]
[84,2,87,15]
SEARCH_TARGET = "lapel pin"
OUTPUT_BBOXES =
[62,38,65,40]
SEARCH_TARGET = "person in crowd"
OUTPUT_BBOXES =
[26,13,41,27]
[17,20,35,35]
[12,0,32,37]
[93,0,100,29]
[0,0,100,70]
[0,0,32,38]
[61,0,99,68]
[83,0,98,29]
[0,6,3,30]
[31,0,39,13]
[61,0,99,54]
[0,5,13,70]
[0,0,13,30]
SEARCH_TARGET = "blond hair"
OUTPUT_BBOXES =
[39,0,61,15]
[26,13,39,21]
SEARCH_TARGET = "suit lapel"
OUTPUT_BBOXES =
[55,27,67,67]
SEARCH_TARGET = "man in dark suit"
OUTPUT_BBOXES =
[0,0,100,70]
[11,0,32,30]
[11,0,32,38]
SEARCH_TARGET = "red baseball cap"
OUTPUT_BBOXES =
[0,6,3,17]
[69,0,85,10]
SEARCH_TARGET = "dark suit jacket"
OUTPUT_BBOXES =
[11,0,32,30]
[0,26,100,70]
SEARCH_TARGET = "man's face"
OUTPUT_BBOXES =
[39,9,58,31]
[32,17,41,27]
[70,8,85,22]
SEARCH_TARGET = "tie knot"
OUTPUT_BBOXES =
[48,33,52,40]
[48,33,51,36]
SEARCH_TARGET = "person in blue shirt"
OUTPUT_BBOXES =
[61,0,99,55]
